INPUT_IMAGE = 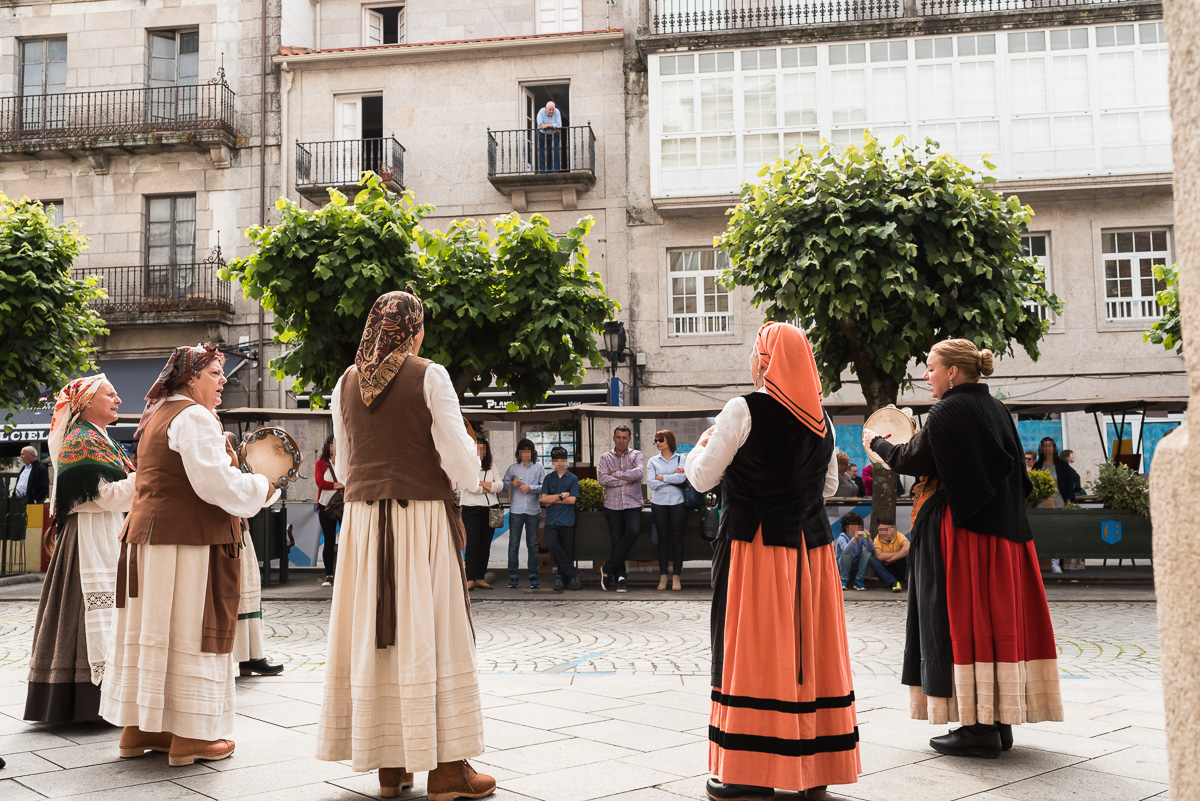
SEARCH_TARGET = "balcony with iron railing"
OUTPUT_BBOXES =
[295,136,406,201]
[649,0,1157,34]
[0,72,238,167]
[487,125,596,210]
[73,246,233,326]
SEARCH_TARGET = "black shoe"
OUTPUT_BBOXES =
[929,725,1002,759]
[998,722,1013,751]
[239,658,284,676]
[568,574,582,591]
[705,778,773,801]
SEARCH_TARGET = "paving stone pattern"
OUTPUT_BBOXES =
[0,598,1169,800]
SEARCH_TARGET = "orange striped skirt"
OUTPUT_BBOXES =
[710,534,861,791]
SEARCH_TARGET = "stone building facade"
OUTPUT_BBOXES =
[0,0,285,427]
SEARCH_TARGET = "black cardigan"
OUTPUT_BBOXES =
[873,383,1033,543]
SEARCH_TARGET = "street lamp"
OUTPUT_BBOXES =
[602,320,627,376]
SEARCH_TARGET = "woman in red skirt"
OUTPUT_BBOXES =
[865,338,1063,758]
[686,322,861,801]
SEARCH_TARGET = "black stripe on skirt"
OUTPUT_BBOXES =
[709,726,861,757]
[711,689,856,714]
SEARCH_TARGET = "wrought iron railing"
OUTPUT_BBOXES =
[296,136,406,189]
[652,0,901,32]
[0,74,237,143]
[487,125,596,177]
[73,247,232,319]
[652,0,1141,31]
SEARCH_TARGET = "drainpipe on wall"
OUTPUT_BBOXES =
[257,0,268,408]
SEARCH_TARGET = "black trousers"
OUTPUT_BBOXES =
[461,506,494,581]
[317,505,338,577]
[603,508,642,579]
[652,502,687,576]
[544,524,578,580]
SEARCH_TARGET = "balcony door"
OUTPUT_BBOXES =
[148,30,200,126]
[146,195,197,304]
[332,94,383,184]
[520,82,569,174]
[19,39,67,131]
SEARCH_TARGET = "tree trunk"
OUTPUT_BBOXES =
[858,369,901,536]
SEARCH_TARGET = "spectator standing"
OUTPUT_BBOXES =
[647,429,687,591]
[14,446,50,504]
[1033,437,1074,574]
[1024,451,1036,471]
[536,100,562,172]
[849,463,864,496]
[869,524,909,592]
[314,435,343,587]
[1059,450,1084,497]
[835,453,858,497]
[503,439,545,589]
[835,512,872,590]
[460,438,502,590]
[861,463,874,497]
[597,426,644,594]
[540,447,581,592]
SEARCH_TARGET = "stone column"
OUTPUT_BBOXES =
[1151,2,1200,796]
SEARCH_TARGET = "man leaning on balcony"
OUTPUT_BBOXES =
[536,100,562,172]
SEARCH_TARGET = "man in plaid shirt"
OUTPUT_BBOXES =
[597,426,644,593]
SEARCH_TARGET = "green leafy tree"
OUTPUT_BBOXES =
[717,135,1062,526]
[0,195,108,429]
[221,175,617,408]
[1144,263,1181,353]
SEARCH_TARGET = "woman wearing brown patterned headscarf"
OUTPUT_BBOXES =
[316,291,493,801]
[100,344,280,768]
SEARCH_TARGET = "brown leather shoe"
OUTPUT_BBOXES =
[427,760,496,801]
[168,735,235,766]
[379,767,415,798]
[804,786,828,800]
[118,726,173,758]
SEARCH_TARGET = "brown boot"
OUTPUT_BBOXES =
[167,735,235,766]
[426,760,496,801]
[118,726,173,758]
[379,767,415,798]
[804,786,828,800]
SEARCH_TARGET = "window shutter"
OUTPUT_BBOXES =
[364,9,384,46]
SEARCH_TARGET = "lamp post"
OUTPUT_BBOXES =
[602,320,626,378]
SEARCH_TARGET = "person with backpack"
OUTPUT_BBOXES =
[648,428,688,591]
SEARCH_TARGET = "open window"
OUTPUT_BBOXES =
[364,5,405,46]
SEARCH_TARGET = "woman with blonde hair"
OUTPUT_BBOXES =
[864,339,1063,759]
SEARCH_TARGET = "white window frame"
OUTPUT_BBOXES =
[536,0,582,35]
[667,248,734,337]
[1100,227,1171,324]
[362,4,406,46]
[1020,233,1061,330]
[648,20,1172,198]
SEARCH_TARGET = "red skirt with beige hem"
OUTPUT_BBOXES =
[710,534,861,792]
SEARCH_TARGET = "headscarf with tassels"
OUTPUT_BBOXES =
[47,375,133,523]
[136,343,224,436]
[355,289,424,407]
[755,321,827,438]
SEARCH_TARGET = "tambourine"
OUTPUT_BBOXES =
[864,405,917,465]
[239,427,303,486]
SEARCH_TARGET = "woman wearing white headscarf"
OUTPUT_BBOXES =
[25,375,136,723]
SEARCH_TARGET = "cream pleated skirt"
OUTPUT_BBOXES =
[316,499,484,773]
[100,543,236,740]
[233,534,265,663]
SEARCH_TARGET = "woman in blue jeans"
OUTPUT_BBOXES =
[503,438,545,589]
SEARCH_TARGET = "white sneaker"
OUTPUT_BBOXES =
[1050,559,1062,574]
[321,576,333,586]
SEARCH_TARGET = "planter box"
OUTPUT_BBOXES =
[574,509,714,564]
[1027,508,1152,560]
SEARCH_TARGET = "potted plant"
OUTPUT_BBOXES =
[1027,469,1057,508]
[1026,461,1152,560]
[1090,461,1150,518]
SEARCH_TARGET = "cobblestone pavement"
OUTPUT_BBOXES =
[0,598,1162,680]
[0,599,1169,800]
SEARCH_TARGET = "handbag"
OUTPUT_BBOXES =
[682,479,705,511]
[324,462,345,522]
[485,471,504,528]
[700,507,720,542]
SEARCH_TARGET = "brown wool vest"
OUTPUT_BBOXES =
[339,357,455,502]
[121,399,242,547]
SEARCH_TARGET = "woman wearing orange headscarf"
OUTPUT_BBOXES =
[685,322,860,801]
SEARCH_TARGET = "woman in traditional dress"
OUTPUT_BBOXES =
[316,290,494,801]
[686,322,860,801]
[25,375,135,723]
[101,344,279,766]
[863,338,1063,758]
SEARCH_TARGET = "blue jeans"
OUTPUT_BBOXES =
[507,512,541,580]
[537,130,561,171]
[838,549,869,587]
[603,508,642,580]
[869,556,906,587]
